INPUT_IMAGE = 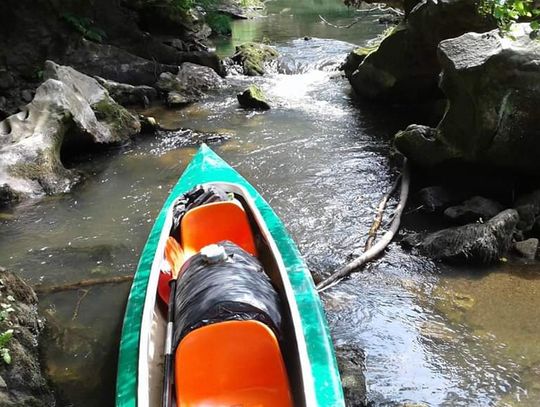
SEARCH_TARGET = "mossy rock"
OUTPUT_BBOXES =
[237,85,270,110]
[232,42,279,76]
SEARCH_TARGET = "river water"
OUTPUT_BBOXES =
[1,0,540,406]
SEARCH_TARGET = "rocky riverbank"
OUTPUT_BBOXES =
[0,0,282,209]
[343,0,540,267]
[0,267,54,407]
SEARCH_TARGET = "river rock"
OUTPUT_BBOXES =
[63,39,179,86]
[0,267,55,406]
[347,0,494,102]
[395,24,540,174]
[0,61,140,203]
[403,209,519,264]
[237,85,270,110]
[231,42,279,76]
[335,344,367,407]
[513,238,539,260]
[417,185,468,213]
[156,62,223,106]
[444,196,504,224]
[94,76,157,107]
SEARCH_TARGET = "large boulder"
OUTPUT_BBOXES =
[0,267,55,406]
[156,62,223,106]
[403,209,519,264]
[231,42,279,76]
[0,61,140,203]
[395,24,540,174]
[347,0,494,102]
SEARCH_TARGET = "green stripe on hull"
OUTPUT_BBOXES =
[116,144,344,406]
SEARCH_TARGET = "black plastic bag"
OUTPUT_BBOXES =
[169,185,230,238]
[173,241,282,349]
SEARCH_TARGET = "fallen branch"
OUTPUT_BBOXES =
[72,289,90,321]
[317,159,410,291]
[319,14,365,29]
[319,4,403,28]
[34,275,133,294]
[364,174,401,251]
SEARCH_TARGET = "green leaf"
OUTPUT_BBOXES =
[1,348,11,365]
[0,329,13,347]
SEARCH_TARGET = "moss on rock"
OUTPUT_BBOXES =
[232,42,279,76]
[237,84,270,110]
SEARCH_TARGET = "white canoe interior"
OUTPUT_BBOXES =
[136,182,316,406]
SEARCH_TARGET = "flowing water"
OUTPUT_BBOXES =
[1,0,540,406]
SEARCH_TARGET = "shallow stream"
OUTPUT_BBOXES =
[1,1,540,406]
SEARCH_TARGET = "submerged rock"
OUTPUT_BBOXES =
[156,62,223,106]
[444,196,504,224]
[403,209,519,264]
[0,267,54,406]
[347,0,494,102]
[237,85,270,110]
[335,344,367,407]
[231,42,279,76]
[395,24,540,174]
[0,61,140,204]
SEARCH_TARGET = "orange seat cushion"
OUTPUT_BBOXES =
[174,320,293,407]
[180,201,257,260]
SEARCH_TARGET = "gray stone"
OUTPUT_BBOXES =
[94,76,157,107]
[20,89,33,103]
[348,0,494,102]
[404,209,519,264]
[0,61,140,204]
[514,238,539,259]
[395,24,540,174]
[444,196,504,224]
[237,85,270,110]
[157,62,223,106]
[63,39,179,86]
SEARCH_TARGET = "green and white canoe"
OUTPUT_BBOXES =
[115,144,345,406]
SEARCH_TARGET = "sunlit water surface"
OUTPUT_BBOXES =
[1,0,539,405]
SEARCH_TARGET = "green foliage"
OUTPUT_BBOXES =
[62,13,107,43]
[0,330,12,365]
[205,12,232,35]
[0,301,14,365]
[479,0,540,33]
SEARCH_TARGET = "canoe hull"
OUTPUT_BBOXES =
[116,144,345,406]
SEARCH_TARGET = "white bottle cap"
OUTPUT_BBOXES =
[200,244,227,264]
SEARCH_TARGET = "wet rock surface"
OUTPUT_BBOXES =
[237,84,271,110]
[0,61,140,204]
[395,24,540,174]
[335,344,367,407]
[403,209,519,264]
[231,42,280,76]
[0,267,54,407]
